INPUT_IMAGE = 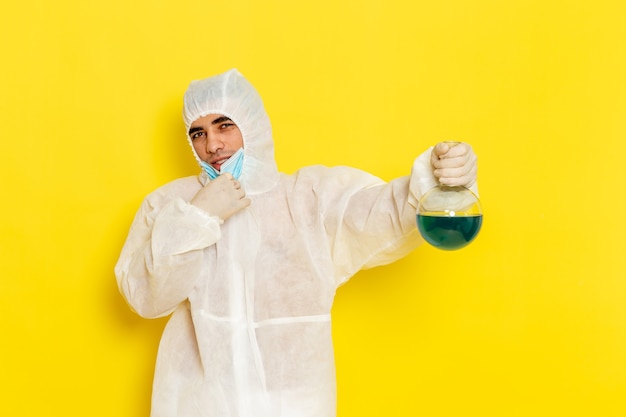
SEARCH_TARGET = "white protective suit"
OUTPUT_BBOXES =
[115,69,440,417]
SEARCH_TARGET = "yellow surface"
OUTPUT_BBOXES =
[1,1,625,416]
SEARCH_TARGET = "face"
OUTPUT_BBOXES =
[189,114,244,171]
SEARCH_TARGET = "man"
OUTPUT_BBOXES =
[115,68,478,417]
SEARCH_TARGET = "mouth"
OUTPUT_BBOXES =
[209,156,231,171]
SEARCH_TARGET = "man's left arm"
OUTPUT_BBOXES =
[329,142,478,284]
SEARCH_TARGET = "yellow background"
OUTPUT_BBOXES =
[1,0,625,416]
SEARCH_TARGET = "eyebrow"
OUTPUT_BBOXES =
[188,116,234,135]
[188,126,203,135]
[211,116,233,125]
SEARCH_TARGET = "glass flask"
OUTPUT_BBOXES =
[417,144,483,250]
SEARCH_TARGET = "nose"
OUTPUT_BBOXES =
[205,132,224,154]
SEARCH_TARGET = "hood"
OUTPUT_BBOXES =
[183,68,279,195]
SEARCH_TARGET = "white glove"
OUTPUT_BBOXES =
[431,142,477,188]
[191,173,251,221]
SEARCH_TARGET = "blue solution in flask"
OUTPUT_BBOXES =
[417,182,483,251]
[417,212,482,250]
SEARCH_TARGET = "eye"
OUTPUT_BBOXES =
[191,131,205,140]
[220,122,235,130]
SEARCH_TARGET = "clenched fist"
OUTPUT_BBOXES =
[191,173,251,221]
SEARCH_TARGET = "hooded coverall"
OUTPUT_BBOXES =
[115,69,439,417]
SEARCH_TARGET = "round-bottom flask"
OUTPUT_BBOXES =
[417,185,482,250]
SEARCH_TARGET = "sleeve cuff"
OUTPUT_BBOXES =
[151,198,222,257]
[408,146,438,209]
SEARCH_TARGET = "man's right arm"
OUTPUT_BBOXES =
[114,195,223,319]
[115,175,250,319]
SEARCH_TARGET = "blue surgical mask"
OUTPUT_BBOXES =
[200,148,245,180]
